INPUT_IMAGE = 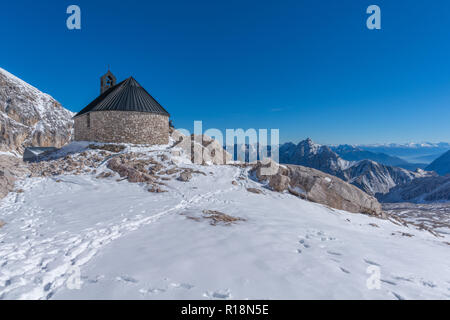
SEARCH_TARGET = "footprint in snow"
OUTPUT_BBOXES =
[364,259,381,266]
[326,251,342,256]
[170,282,194,289]
[115,275,138,284]
[422,280,437,288]
[203,289,232,299]
[339,267,350,274]
[381,279,397,286]
[299,239,310,249]
[139,287,166,295]
[390,291,405,300]
[393,276,413,283]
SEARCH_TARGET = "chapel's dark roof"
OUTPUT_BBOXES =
[74,77,170,118]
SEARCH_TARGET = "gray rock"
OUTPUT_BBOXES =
[286,165,383,216]
[178,171,192,182]
[0,67,73,155]
[0,155,30,199]
[251,160,383,217]
[269,174,290,192]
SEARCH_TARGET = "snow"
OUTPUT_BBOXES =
[0,147,449,300]
[0,67,74,155]
[360,142,450,149]
[0,151,20,158]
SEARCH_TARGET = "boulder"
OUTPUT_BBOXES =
[269,174,290,192]
[107,157,154,183]
[251,160,383,217]
[178,171,192,182]
[0,155,30,199]
[286,165,383,216]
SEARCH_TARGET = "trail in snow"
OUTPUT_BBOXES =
[0,158,449,299]
[0,164,239,300]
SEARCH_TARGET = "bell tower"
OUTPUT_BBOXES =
[100,70,117,94]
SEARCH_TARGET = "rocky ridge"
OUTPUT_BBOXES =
[0,67,73,155]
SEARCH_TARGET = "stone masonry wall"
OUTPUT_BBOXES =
[74,111,169,145]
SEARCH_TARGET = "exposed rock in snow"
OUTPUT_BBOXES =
[383,202,450,235]
[0,155,30,199]
[0,67,73,155]
[177,171,192,182]
[251,160,383,217]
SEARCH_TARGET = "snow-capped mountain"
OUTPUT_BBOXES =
[331,144,423,170]
[379,175,450,203]
[278,139,431,196]
[0,67,73,155]
[425,150,450,176]
[361,142,450,148]
[279,138,351,176]
[341,160,423,195]
[358,142,450,164]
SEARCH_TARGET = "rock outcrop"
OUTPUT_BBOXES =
[0,155,30,199]
[251,160,384,217]
[0,67,73,155]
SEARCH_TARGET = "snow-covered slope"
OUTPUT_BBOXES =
[0,67,73,154]
[0,143,449,300]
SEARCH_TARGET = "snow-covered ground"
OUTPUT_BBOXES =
[0,146,449,300]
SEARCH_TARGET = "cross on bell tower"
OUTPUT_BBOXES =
[100,70,117,94]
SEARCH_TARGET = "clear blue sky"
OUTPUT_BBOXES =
[1,0,450,144]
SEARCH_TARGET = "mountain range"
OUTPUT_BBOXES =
[358,142,450,164]
[378,175,450,203]
[331,144,427,171]
[278,139,431,196]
